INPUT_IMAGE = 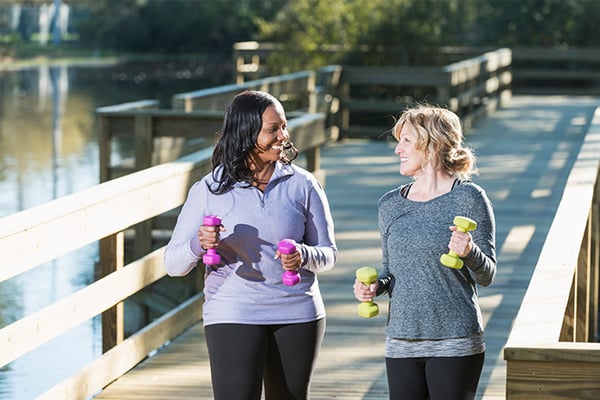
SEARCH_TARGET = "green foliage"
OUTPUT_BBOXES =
[72,0,279,54]
[257,0,379,71]
[257,0,482,71]
[257,0,600,73]
[475,0,595,47]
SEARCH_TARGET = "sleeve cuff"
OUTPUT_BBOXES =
[189,236,204,258]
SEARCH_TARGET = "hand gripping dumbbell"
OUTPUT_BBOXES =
[439,216,477,269]
[356,266,379,318]
[279,239,300,286]
[202,215,221,266]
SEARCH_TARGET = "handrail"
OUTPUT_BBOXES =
[170,64,341,138]
[0,113,328,400]
[512,47,600,95]
[171,70,317,112]
[503,107,600,399]
[96,99,159,112]
[336,48,511,138]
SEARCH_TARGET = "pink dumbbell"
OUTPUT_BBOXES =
[278,239,300,286]
[202,215,221,266]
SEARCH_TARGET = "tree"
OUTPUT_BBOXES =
[73,0,280,54]
[473,0,600,47]
[257,0,481,71]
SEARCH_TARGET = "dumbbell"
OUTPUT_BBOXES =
[279,239,301,286]
[439,216,477,269]
[202,215,221,266]
[356,266,379,318]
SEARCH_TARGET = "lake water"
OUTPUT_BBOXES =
[0,58,231,399]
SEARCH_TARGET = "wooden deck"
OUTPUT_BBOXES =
[93,95,600,400]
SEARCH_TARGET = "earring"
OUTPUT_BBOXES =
[280,141,299,164]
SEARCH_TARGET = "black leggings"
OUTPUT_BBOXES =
[385,352,485,400]
[204,319,325,400]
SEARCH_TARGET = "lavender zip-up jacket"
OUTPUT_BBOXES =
[164,161,337,326]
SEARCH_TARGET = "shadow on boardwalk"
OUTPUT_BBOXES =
[94,95,599,400]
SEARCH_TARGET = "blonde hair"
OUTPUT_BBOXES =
[393,104,477,180]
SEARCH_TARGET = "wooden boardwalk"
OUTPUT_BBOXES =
[94,95,600,400]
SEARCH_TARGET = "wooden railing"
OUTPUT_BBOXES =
[503,107,600,399]
[232,42,512,139]
[0,113,328,400]
[95,68,341,184]
[171,65,342,137]
[97,100,221,182]
[512,47,600,95]
[233,41,282,83]
[336,48,512,138]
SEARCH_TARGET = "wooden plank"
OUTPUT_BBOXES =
[95,110,224,138]
[340,65,449,86]
[96,99,159,113]
[514,69,600,80]
[512,47,600,62]
[506,360,600,400]
[152,113,223,138]
[172,70,314,111]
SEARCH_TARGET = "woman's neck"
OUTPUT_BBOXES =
[408,170,456,201]
[251,162,275,181]
[247,160,276,191]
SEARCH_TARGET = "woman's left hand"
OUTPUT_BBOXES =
[448,225,474,257]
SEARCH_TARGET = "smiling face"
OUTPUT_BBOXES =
[394,121,426,177]
[252,103,289,164]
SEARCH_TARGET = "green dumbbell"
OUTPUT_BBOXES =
[440,216,477,269]
[356,266,379,318]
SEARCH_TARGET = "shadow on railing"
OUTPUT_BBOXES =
[503,107,600,399]
[0,112,328,399]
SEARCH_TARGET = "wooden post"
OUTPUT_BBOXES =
[306,147,320,174]
[560,276,576,342]
[340,80,350,138]
[591,177,600,340]
[307,71,317,114]
[575,219,590,342]
[97,114,111,183]
[100,232,125,353]
[134,114,154,260]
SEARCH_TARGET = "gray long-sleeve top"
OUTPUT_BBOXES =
[164,161,337,326]
[377,180,496,340]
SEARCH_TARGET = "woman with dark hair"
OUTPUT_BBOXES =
[353,104,496,400]
[165,90,337,400]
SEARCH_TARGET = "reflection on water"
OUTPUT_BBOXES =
[0,59,230,399]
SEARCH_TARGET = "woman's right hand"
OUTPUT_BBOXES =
[197,223,224,251]
[353,279,378,303]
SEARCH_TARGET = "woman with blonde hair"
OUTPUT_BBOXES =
[354,104,496,400]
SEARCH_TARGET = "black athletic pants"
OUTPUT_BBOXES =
[204,319,325,400]
[385,352,485,400]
